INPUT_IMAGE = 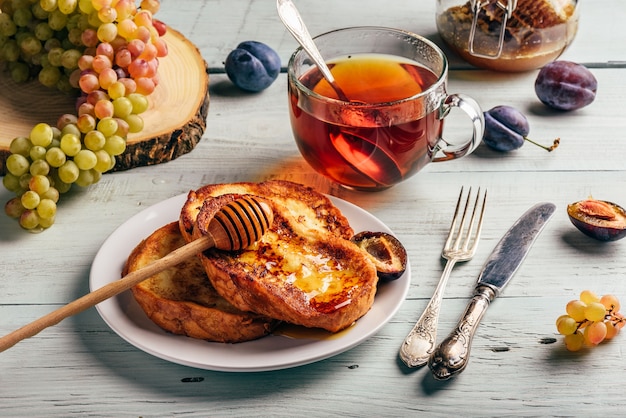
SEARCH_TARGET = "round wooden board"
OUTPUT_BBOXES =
[0,27,209,176]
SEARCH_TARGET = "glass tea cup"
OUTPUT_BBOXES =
[287,26,484,191]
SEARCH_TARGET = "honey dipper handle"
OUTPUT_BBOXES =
[0,234,215,353]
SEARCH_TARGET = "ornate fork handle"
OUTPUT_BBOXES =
[399,258,458,367]
[427,285,496,380]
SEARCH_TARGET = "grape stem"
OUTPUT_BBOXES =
[574,310,625,333]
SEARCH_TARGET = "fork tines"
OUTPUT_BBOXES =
[447,187,487,254]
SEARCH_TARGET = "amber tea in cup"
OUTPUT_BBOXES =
[287,27,484,191]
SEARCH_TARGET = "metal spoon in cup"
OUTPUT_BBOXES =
[276,0,349,101]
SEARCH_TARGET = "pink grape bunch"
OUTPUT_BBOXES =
[1,0,168,231]
[556,290,625,351]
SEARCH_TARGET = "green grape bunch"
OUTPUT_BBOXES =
[1,0,168,231]
[556,290,625,351]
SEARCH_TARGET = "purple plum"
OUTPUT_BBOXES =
[535,61,597,111]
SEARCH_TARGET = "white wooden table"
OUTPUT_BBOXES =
[2,1,626,416]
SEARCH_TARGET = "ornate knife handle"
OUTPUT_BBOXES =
[427,285,497,380]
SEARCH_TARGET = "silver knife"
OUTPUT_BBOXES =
[428,202,556,380]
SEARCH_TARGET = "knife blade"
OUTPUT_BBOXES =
[428,202,556,380]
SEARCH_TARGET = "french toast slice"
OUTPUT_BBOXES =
[179,180,379,333]
[179,180,355,243]
[124,222,279,343]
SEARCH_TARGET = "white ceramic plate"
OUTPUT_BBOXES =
[90,193,410,372]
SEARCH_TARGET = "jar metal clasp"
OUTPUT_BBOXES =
[468,0,518,59]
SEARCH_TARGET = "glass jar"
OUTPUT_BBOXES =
[436,0,579,72]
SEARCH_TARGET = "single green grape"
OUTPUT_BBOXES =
[21,190,41,210]
[103,134,126,156]
[19,173,33,190]
[19,35,42,56]
[60,122,82,139]
[40,186,60,203]
[47,9,69,31]
[78,0,94,14]
[29,159,50,176]
[58,160,80,184]
[19,209,41,230]
[57,75,75,93]
[29,123,54,147]
[125,113,144,133]
[36,198,57,219]
[57,0,78,16]
[61,48,82,70]
[9,137,32,157]
[10,61,30,82]
[38,66,62,88]
[40,0,59,13]
[112,97,133,118]
[51,128,62,141]
[97,22,118,43]
[94,149,112,172]
[12,8,33,28]
[50,173,72,193]
[39,214,56,229]
[46,147,67,168]
[32,4,49,20]
[47,47,64,67]
[34,22,54,42]
[97,117,119,138]
[74,149,98,170]
[108,82,126,100]
[74,168,95,187]
[6,153,31,177]
[29,175,50,195]
[84,130,106,151]
[2,173,22,193]
[128,93,149,114]
[60,133,82,157]
[29,145,47,161]
[2,40,20,61]
[91,169,102,184]
[0,12,18,37]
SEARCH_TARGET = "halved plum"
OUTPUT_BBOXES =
[567,198,626,241]
[351,231,407,281]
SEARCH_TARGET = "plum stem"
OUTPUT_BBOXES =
[524,136,560,152]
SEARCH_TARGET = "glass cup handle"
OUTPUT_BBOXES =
[431,94,484,163]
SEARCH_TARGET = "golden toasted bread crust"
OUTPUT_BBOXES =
[180,180,379,332]
[180,180,354,242]
[124,222,278,343]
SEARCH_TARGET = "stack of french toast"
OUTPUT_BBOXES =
[124,180,394,343]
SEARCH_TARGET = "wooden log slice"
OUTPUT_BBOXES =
[0,27,209,176]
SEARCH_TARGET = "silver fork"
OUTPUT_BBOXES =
[399,187,487,368]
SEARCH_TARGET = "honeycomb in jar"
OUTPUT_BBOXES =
[438,0,577,66]
[482,0,575,30]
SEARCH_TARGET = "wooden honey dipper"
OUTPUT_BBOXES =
[0,195,274,353]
